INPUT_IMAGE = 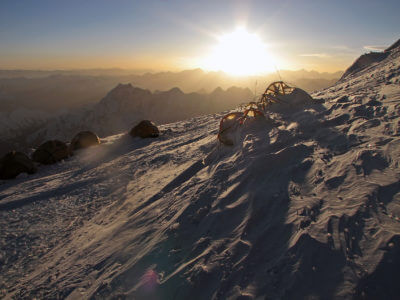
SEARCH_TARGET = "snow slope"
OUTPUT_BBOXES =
[1,42,400,299]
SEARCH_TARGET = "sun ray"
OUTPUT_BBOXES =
[201,27,277,76]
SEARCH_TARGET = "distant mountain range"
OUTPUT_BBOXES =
[0,68,342,113]
[29,84,253,142]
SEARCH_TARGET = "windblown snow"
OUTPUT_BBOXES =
[1,41,400,299]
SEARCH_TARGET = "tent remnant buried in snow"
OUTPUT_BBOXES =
[259,81,313,110]
[2,120,159,180]
[218,81,313,145]
[218,108,266,146]
[130,120,160,138]
[32,140,70,165]
[70,131,101,151]
[0,151,37,179]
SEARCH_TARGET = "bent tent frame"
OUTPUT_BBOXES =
[258,81,295,108]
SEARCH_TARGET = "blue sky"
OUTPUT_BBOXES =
[0,0,399,71]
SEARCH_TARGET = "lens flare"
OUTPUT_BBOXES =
[141,269,159,292]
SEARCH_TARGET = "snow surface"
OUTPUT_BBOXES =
[1,45,400,299]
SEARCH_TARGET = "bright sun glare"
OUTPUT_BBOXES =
[201,27,276,76]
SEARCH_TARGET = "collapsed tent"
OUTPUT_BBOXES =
[70,131,101,151]
[218,112,244,145]
[32,140,70,165]
[218,109,265,145]
[0,151,37,180]
[130,120,160,138]
[259,81,313,109]
[217,81,313,145]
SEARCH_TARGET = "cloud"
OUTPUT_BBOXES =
[330,45,352,51]
[328,45,360,55]
[299,53,330,58]
[363,45,387,52]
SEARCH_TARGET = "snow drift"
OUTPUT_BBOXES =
[1,40,400,299]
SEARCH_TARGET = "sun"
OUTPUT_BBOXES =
[201,27,276,76]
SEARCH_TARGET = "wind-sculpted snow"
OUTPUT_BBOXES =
[1,43,400,299]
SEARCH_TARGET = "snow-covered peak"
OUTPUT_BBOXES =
[211,86,224,95]
[99,83,151,105]
[166,86,184,95]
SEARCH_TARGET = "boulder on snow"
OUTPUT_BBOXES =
[130,120,160,138]
[70,131,100,151]
[32,140,70,165]
[0,151,37,179]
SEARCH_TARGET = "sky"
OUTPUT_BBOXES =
[0,0,399,73]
